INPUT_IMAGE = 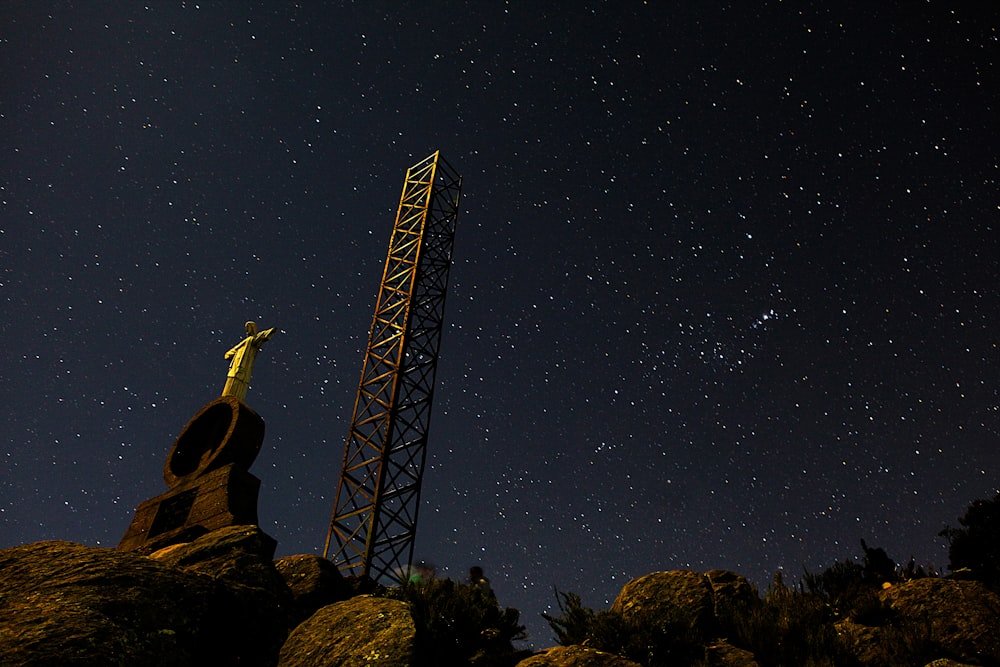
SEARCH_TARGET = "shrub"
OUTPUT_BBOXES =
[801,540,902,621]
[542,589,595,647]
[542,589,705,667]
[383,578,527,667]
[846,588,896,626]
[801,559,866,614]
[940,492,1000,591]
[729,583,851,667]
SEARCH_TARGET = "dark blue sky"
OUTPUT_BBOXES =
[2,1,997,646]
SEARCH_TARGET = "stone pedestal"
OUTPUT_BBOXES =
[119,395,266,553]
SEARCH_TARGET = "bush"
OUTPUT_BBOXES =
[729,583,852,667]
[801,559,866,614]
[542,589,594,647]
[940,492,1000,590]
[542,589,706,667]
[382,578,527,667]
[801,540,902,621]
[846,588,896,626]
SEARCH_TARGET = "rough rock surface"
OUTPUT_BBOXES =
[611,570,717,637]
[149,524,284,591]
[705,570,755,598]
[277,595,416,667]
[7,535,1000,667]
[705,640,759,667]
[833,619,895,666]
[149,524,294,653]
[882,578,1000,665]
[516,645,643,666]
[0,540,285,666]
[274,553,351,621]
[705,569,759,630]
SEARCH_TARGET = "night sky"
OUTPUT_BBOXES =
[2,1,998,646]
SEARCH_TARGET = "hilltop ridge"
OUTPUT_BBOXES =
[2,522,999,666]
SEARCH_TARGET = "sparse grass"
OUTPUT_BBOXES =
[728,583,854,667]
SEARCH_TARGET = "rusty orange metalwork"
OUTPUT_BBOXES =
[323,151,462,583]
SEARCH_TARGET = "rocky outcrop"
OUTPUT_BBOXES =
[595,570,761,666]
[882,577,1000,664]
[611,570,717,637]
[517,645,643,666]
[277,596,416,667]
[833,618,887,665]
[147,524,294,656]
[274,553,351,622]
[814,578,1000,666]
[149,524,289,593]
[705,570,758,613]
[568,569,1000,666]
[704,641,759,667]
[0,539,286,666]
[4,531,1000,667]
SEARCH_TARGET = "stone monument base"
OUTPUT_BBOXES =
[118,463,261,554]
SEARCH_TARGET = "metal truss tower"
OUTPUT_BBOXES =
[323,151,462,583]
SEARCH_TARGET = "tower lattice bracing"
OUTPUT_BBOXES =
[323,151,461,583]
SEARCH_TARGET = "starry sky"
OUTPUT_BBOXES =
[2,1,998,646]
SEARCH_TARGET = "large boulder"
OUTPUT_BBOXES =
[277,595,416,667]
[882,578,1000,664]
[834,618,901,666]
[0,540,284,666]
[705,570,759,631]
[611,570,717,638]
[516,645,643,666]
[148,524,285,592]
[834,578,1000,666]
[149,524,293,653]
[274,553,351,622]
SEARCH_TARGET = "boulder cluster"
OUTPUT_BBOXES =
[2,526,999,666]
[0,526,399,666]
[534,569,1000,667]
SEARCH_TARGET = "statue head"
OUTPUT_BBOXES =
[245,321,258,336]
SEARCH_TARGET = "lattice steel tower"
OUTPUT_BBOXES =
[323,151,461,583]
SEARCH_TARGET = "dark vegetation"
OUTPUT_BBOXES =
[940,492,1000,591]
[313,494,998,666]
[544,590,705,666]
[727,568,938,667]
[382,577,530,667]
[540,493,1000,667]
[542,557,929,667]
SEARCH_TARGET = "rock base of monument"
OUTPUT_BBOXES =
[119,463,261,554]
